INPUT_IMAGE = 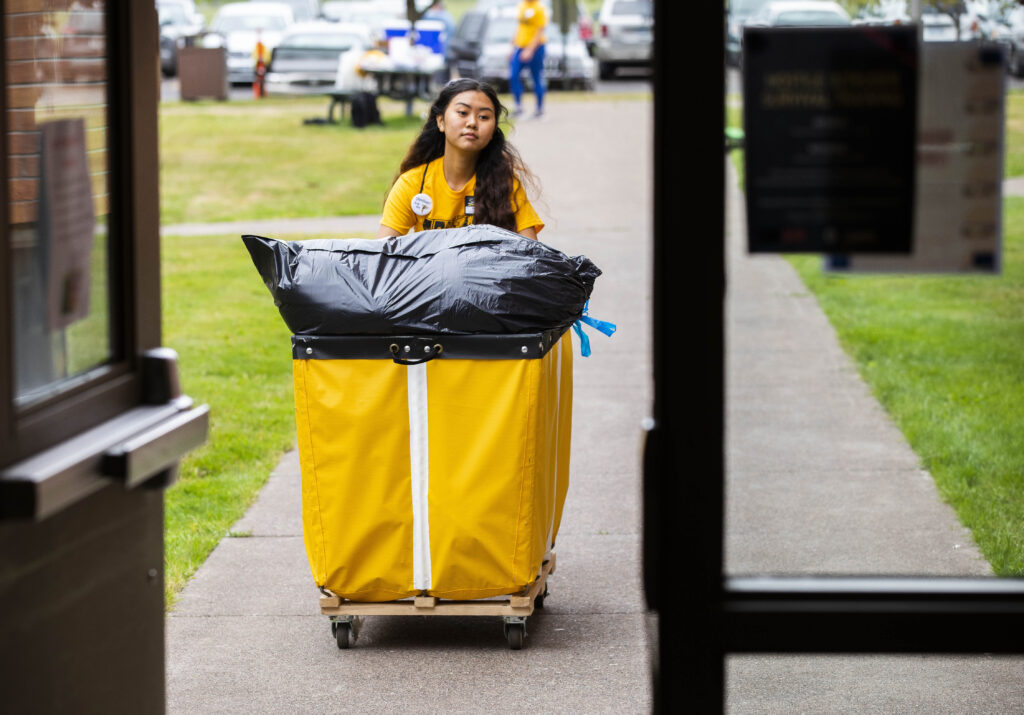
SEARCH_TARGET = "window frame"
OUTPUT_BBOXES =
[0,3,160,470]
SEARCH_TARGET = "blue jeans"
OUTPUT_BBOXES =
[509,44,545,111]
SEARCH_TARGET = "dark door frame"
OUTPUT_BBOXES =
[0,2,162,467]
[647,2,1024,711]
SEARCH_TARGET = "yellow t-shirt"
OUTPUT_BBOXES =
[514,0,548,49]
[381,157,544,235]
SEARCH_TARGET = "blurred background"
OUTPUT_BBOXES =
[157,0,653,101]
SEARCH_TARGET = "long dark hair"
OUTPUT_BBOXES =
[390,78,537,232]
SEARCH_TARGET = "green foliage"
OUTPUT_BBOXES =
[788,198,1024,575]
[1007,91,1024,178]
[726,95,745,187]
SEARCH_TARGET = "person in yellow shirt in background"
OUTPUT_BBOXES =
[509,0,548,119]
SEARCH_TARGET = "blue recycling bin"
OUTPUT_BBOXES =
[414,19,446,54]
[383,18,412,41]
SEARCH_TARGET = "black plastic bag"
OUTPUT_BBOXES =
[242,224,602,336]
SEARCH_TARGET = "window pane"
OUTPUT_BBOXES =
[724,35,1005,580]
[7,1,116,407]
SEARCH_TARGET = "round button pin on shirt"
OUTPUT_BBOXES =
[411,193,433,216]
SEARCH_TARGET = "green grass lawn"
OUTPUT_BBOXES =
[162,228,384,604]
[788,199,1024,575]
[159,98,423,224]
[1006,89,1024,178]
[163,231,296,603]
[158,92,641,226]
[726,95,743,186]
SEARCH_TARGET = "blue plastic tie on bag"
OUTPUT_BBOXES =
[571,301,617,357]
[572,321,591,357]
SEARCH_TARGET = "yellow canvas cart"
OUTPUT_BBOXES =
[292,327,574,650]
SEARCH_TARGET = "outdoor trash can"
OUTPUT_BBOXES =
[244,226,601,646]
[178,46,228,101]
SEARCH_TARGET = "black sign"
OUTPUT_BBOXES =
[743,26,918,253]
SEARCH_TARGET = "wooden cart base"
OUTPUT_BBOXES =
[319,554,556,650]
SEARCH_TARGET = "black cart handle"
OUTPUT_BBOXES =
[390,343,443,365]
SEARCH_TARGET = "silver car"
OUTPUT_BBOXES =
[265,22,375,95]
[543,23,597,90]
[592,0,652,80]
[206,2,294,83]
[321,0,412,41]
[159,1,205,77]
[270,0,323,23]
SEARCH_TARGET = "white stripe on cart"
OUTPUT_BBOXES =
[407,362,432,590]
[546,339,561,556]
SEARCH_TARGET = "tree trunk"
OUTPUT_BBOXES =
[406,0,425,23]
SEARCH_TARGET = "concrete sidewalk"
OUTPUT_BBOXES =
[1003,176,1024,197]
[165,100,653,713]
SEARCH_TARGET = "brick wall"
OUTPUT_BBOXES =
[5,0,109,226]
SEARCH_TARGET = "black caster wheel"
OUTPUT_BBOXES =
[506,623,525,650]
[330,621,338,637]
[336,622,352,649]
[535,586,549,609]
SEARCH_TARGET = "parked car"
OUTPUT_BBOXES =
[159,1,205,76]
[920,7,958,41]
[849,0,996,41]
[575,3,596,54]
[448,9,489,78]
[539,21,597,89]
[727,0,769,66]
[743,0,851,28]
[160,0,204,26]
[206,2,294,83]
[260,0,322,23]
[851,0,908,26]
[738,0,850,68]
[592,0,652,80]
[959,0,1009,40]
[472,0,595,52]
[474,12,595,90]
[265,21,375,94]
[474,9,529,89]
[321,0,405,41]
[995,7,1024,74]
